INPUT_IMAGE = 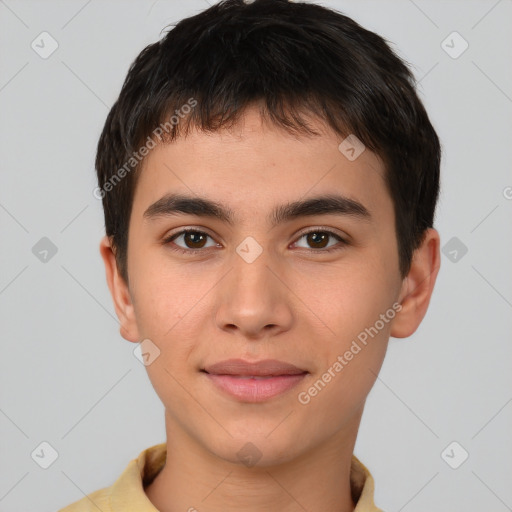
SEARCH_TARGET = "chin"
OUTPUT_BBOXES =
[202,429,305,469]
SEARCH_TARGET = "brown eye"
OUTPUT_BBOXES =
[306,232,329,249]
[165,230,217,251]
[182,231,207,249]
[294,230,346,251]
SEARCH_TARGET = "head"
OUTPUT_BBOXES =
[98,0,440,467]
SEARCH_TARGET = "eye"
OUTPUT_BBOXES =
[163,227,348,255]
[163,229,218,253]
[293,229,347,252]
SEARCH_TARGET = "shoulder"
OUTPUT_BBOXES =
[57,486,112,512]
[57,443,167,512]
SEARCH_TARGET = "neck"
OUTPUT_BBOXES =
[145,409,363,512]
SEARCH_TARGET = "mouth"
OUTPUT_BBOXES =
[201,359,309,402]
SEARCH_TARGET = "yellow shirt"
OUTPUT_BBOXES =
[58,443,384,511]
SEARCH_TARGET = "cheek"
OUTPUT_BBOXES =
[296,256,398,416]
[129,245,208,338]
[294,257,398,344]
[131,271,207,409]
[295,293,392,430]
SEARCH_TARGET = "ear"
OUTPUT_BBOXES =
[99,235,140,343]
[390,228,441,338]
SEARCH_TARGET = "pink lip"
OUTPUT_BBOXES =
[202,358,308,402]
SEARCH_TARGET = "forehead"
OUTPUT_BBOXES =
[131,107,391,223]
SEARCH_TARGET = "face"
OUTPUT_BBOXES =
[102,106,433,467]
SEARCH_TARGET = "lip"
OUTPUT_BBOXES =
[202,358,308,403]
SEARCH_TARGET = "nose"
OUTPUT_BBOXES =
[214,248,294,340]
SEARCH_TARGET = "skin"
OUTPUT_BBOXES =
[100,105,440,512]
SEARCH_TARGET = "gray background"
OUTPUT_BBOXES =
[1,0,511,511]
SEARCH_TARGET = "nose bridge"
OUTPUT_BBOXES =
[232,250,272,300]
[214,244,293,337]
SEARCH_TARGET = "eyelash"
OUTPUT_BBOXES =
[162,227,348,256]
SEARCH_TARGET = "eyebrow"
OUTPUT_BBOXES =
[143,193,371,226]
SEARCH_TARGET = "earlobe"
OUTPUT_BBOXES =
[390,228,441,339]
[99,236,140,343]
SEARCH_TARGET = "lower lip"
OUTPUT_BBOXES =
[204,373,307,402]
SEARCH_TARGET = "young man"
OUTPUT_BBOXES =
[60,0,441,510]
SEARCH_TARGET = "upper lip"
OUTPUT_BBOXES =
[203,359,307,376]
